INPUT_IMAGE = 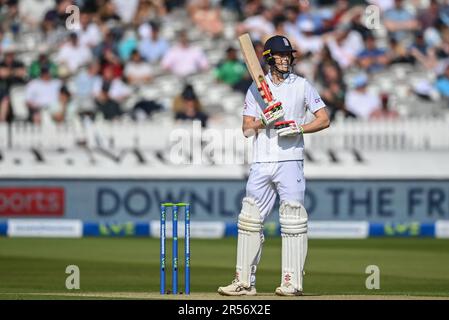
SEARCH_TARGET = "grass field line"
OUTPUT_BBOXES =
[1,292,448,300]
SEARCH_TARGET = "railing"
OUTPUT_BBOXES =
[1,116,449,152]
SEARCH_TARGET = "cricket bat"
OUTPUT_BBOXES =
[238,33,282,114]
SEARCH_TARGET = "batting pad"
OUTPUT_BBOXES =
[279,201,308,291]
[236,197,264,288]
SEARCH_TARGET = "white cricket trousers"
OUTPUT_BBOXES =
[245,160,305,221]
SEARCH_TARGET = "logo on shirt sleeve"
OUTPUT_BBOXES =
[315,98,321,104]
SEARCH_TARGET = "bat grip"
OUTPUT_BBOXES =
[260,80,273,102]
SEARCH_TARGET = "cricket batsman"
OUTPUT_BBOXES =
[218,35,330,296]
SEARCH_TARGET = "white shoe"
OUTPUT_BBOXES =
[275,283,303,296]
[218,279,257,296]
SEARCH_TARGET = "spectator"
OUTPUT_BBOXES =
[214,46,251,94]
[56,33,92,75]
[383,0,420,41]
[297,19,324,55]
[28,51,58,79]
[173,84,208,127]
[39,14,66,50]
[93,66,131,120]
[0,88,12,122]
[133,0,167,25]
[0,47,27,93]
[435,65,449,98]
[77,12,102,49]
[118,29,138,62]
[98,0,121,23]
[358,34,389,73]
[319,62,353,121]
[418,0,440,30]
[296,0,323,34]
[124,49,153,85]
[345,73,381,120]
[315,45,341,84]
[236,6,275,41]
[50,86,78,123]
[161,31,209,77]
[190,0,224,38]
[326,23,364,69]
[138,22,169,63]
[387,36,414,64]
[25,66,62,124]
[18,0,54,28]
[112,0,139,24]
[370,93,399,120]
[73,61,101,119]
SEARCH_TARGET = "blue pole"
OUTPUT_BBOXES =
[160,204,166,294]
[185,204,190,295]
[172,205,178,294]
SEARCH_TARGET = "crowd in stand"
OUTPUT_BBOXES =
[0,0,449,127]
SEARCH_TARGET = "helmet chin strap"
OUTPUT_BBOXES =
[273,64,292,79]
[272,54,295,79]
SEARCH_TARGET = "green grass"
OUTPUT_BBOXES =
[0,237,449,299]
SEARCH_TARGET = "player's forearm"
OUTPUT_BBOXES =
[242,119,264,137]
[301,116,330,134]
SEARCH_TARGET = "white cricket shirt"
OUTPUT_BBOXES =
[243,73,326,162]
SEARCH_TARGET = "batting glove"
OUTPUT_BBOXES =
[260,101,284,127]
[275,120,304,137]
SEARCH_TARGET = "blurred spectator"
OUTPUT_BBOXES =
[190,0,224,38]
[98,0,121,23]
[0,89,12,122]
[327,0,351,30]
[39,14,66,50]
[0,47,26,93]
[138,22,169,63]
[50,85,78,123]
[296,0,323,34]
[370,93,399,120]
[29,51,58,79]
[94,30,120,60]
[118,29,138,61]
[297,19,324,55]
[435,65,449,98]
[214,46,251,94]
[358,34,389,73]
[74,61,101,119]
[319,62,353,121]
[173,84,208,127]
[236,6,274,41]
[161,31,209,77]
[93,66,131,120]
[284,6,302,43]
[326,23,364,69]
[77,12,102,49]
[42,0,73,28]
[0,28,13,54]
[366,0,394,12]
[272,15,299,50]
[56,33,92,75]
[112,0,139,24]
[253,40,267,72]
[315,45,342,84]
[345,73,381,120]
[17,0,55,27]
[418,0,440,30]
[25,66,62,124]
[383,0,419,41]
[124,49,153,85]
[133,0,167,25]
[387,37,414,64]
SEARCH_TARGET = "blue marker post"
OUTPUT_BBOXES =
[185,204,190,295]
[172,204,178,294]
[160,204,166,294]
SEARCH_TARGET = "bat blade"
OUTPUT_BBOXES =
[238,33,274,104]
